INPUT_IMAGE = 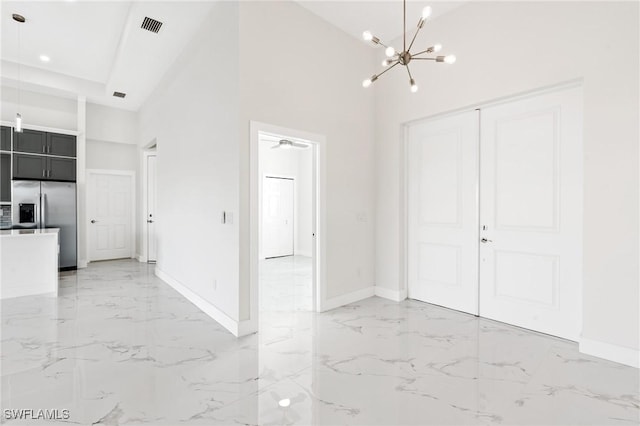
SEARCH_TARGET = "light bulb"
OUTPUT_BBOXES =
[39,55,50,62]
[422,6,432,19]
[362,31,373,41]
[362,78,372,88]
[410,79,418,93]
[444,54,456,64]
[279,399,291,408]
[433,44,442,52]
[15,113,22,133]
[385,46,396,57]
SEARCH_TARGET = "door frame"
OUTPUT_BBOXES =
[140,148,157,263]
[249,121,326,326]
[402,79,583,323]
[261,174,296,259]
[86,169,136,262]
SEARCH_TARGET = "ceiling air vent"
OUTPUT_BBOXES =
[141,17,163,34]
[113,91,127,98]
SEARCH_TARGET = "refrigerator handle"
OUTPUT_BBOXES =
[41,193,47,229]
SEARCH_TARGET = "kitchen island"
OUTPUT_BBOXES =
[0,228,59,299]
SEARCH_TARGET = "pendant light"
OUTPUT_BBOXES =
[361,1,456,92]
[13,13,25,132]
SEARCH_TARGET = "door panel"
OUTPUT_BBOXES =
[262,176,294,258]
[47,133,76,157]
[0,126,11,151]
[88,173,133,261]
[13,154,46,180]
[48,157,76,181]
[147,155,157,262]
[14,129,46,154]
[42,181,77,269]
[408,111,479,314]
[479,86,582,341]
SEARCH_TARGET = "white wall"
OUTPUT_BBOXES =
[86,103,137,145]
[258,140,312,258]
[1,86,76,130]
[138,2,240,324]
[374,2,639,356]
[238,1,376,320]
[86,140,137,171]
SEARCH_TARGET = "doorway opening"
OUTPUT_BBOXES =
[249,121,326,330]
[259,134,313,312]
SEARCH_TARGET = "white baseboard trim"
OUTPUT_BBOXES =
[136,254,147,263]
[374,286,407,302]
[579,337,639,368]
[78,259,88,269]
[237,318,258,337]
[155,267,240,337]
[295,250,312,258]
[321,286,375,312]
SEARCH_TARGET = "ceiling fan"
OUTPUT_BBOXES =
[261,134,309,150]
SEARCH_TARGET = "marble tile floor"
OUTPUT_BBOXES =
[260,256,313,312]
[1,259,638,425]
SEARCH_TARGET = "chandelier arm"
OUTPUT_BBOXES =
[406,64,413,81]
[407,19,423,53]
[411,57,437,61]
[412,49,431,57]
[377,61,401,79]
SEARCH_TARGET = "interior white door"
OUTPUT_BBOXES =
[147,155,157,263]
[262,176,294,258]
[479,86,582,340]
[88,172,133,261]
[408,110,479,315]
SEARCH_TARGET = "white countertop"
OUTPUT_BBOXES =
[0,228,60,237]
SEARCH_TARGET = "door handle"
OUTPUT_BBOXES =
[480,238,493,243]
[147,220,154,223]
[91,219,97,224]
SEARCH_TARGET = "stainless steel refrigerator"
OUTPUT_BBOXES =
[12,180,77,270]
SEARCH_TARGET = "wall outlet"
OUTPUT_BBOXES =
[356,212,367,223]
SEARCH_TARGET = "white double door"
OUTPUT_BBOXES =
[408,86,582,340]
[262,176,295,258]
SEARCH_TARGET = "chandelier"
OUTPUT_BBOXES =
[361,1,456,92]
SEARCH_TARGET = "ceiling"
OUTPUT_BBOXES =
[1,1,215,110]
[0,1,464,112]
[297,1,466,48]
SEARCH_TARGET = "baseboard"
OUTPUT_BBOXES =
[295,250,312,258]
[579,337,639,368]
[237,318,258,337]
[155,267,240,337]
[321,286,375,312]
[374,286,407,302]
[78,259,88,269]
[136,254,147,263]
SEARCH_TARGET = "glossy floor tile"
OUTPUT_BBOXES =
[260,256,313,312]
[1,259,638,425]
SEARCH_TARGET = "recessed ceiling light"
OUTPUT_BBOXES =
[39,55,50,63]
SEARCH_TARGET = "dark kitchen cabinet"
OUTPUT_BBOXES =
[13,153,46,179]
[12,154,76,182]
[48,157,76,181]
[1,153,10,202]
[14,129,76,157]
[47,133,76,157]
[0,126,11,151]
[14,129,47,154]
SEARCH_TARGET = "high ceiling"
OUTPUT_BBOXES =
[297,1,466,46]
[0,1,464,112]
